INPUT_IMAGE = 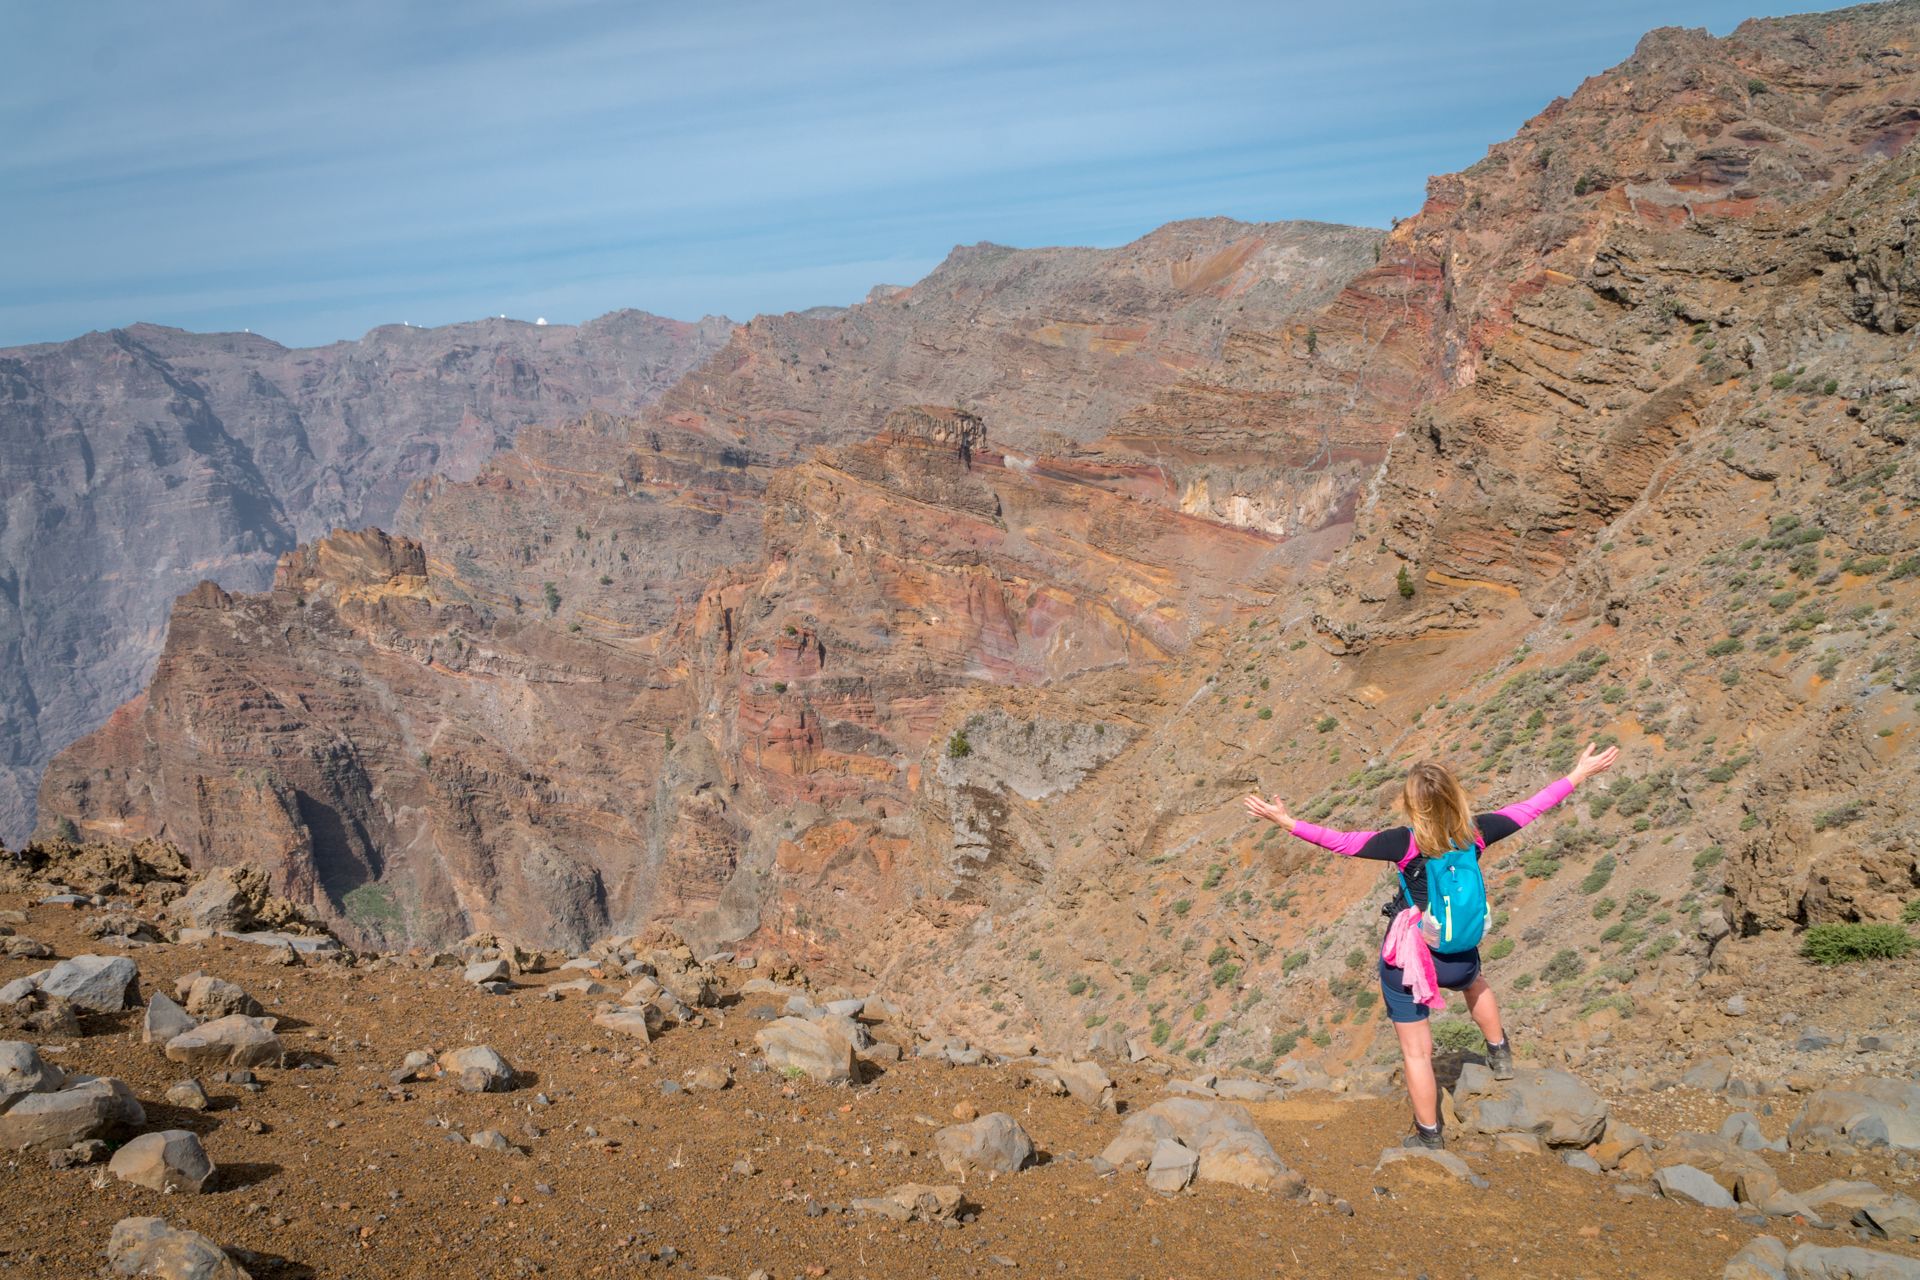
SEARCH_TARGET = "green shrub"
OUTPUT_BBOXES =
[1541,948,1585,983]
[1282,951,1308,974]
[1212,961,1241,988]
[946,728,972,759]
[1315,716,1338,734]
[1812,803,1863,832]
[1430,1018,1485,1053]
[1692,845,1725,871]
[1172,898,1192,916]
[1487,937,1515,961]
[1066,975,1088,995]
[1801,923,1915,965]
[1592,896,1616,919]
[1512,972,1536,990]
[1903,899,1920,925]
[1398,565,1416,598]
[1309,1028,1331,1048]
[1271,1029,1301,1056]
[1578,855,1616,896]
[1523,854,1559,879]
[1202,864,1226,889]
[1151,1020,1172,1046]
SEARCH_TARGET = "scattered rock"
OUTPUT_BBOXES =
[469,1129,518,1155]
[1723,1235,1920,1280]
[1050,1059,1116,1110]
[464,959,510,985]
[0,1039,66,1097]
[1790,1077,1920,1154]
[165,1016,283,1070]
[35,953,141,1013]
[107,1215,253,1279]
[1450,1064,1609,1147]
[143,993,198,1045]
[0,1075,145,1149]
[182,977,260,1020]
[438,1045,515,1093]
[1657,1163,1737,1210]
[165,1079,211,1112]
[684,1063,732,1092]
[1376,1145,1489,1188]
[850,1183,964,1223]
[933,1113,1034,1181]
[755,1017,855,1084]
[110,1129,215,1193]
[1106,1098,1303,1195]
[1145,1138,1198,1194]
[593,1006,660,1043]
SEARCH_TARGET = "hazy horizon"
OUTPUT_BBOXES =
[2,0,1860,350]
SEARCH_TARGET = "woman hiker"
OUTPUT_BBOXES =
[1243,742,1620,1148]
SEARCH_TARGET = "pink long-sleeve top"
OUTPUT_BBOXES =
[1289,776,1575,914]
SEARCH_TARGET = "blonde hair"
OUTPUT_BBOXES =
[1401,762,1474,858]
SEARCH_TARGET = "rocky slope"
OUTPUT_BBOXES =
[38,220,1385,950]
[0,311,732,844]
[36,0,1920,1108]
[0,859,1917,1279]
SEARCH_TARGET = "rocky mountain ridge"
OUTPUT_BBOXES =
[0,310,733,845]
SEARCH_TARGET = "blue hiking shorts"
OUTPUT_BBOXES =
[1380,948,1482,1023]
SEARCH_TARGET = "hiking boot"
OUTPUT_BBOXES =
[1404,1124,1445,1151]
[1487,1038,1515,1081]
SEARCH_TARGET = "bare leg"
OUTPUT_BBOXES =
[1462,975,1505,1046]
[1393,1017,1439,1128]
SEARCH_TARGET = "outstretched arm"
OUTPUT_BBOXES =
[1480,743,1621,841]
[1244,792,1391,858]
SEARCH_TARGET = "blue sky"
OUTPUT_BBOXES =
[0,1,1850,349]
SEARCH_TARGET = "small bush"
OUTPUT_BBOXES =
[1281,951,1308,974]
[1578,855,1616,896]
[1066,975,1089,996]
[1800,923,1916,966]
[1903,899,1920,925]
[1202,864,1226,889]
[1211,961,1241,988]
[1692,845,1724,871]
[1487,937,1515,961]
[1541,948,1585,984]
[1172,898,1192,917]
[946,729,972,759]
[1592,896,1616,919]
[1315,716,1338,734]
[1397,565,1416,598]
[1812,803,1863,832]
[1512,972,1536,990]
[1431,1018,1485,1053]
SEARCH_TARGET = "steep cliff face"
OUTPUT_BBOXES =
[0,312,731,843]
[42,222,1379,950]
[40,3,1920,1078]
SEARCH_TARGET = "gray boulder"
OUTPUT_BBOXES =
[0,1075,145,1149]
[165,1079,211,1112]
[110,1129,215,1193]
[107,1215,253,1279]
[1657,1163,1737,1209]
[463,959,510,985]
[1782,1241,1920,1279]
[143,993,198,1045]
[1376,1145,1488,1188]
[755,1017,855,1084]
[1790,1078,1920,1154]
[165,1015,283,1070]
[0,1039,65,1098]
[438,1045,514,1093]
[1450,1064,1608,1147]
[38,954,140,1012]
[592,1006,659,1043]
[1145,1138,1198,1194]
[182,977,260,1019]
[933,1112,1034,1180]
[1118,1097,1302,1195]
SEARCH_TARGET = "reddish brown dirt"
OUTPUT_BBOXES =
[5,897,1917,1279]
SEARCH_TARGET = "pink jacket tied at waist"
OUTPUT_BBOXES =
[1381,908,1446,1010]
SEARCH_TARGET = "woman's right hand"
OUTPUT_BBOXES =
[1568,742,1620,785]
[1243,793,1297,833]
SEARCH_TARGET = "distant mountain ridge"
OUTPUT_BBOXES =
[0,310,732,842]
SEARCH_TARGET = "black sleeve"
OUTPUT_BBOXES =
[1474,813,1523,847]
[1351,827,1414,862]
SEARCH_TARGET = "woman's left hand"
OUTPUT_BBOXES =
[1243,793,1297,833]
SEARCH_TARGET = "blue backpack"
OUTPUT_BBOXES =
[1397,830,1489,952]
